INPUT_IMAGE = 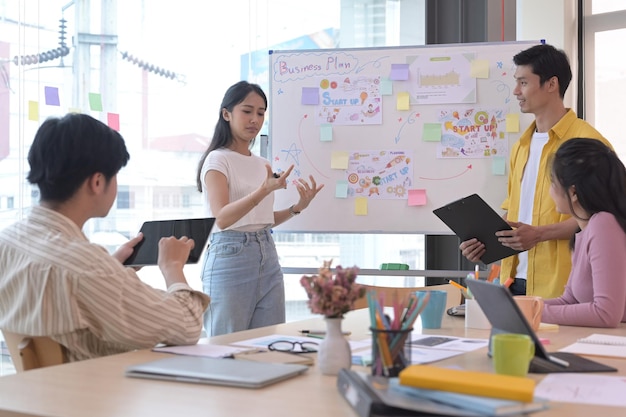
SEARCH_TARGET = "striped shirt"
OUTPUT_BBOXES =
[0,206,210,362]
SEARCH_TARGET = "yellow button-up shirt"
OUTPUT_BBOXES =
[501,109,612,298]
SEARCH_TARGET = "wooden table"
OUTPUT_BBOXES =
[0,307,624,416]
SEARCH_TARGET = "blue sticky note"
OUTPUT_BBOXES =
[380,77,393,95]
[301,87,319,105]
[492,156,506,175]
[389,63,409,81]
[335,180,348,198]
[320,124,333,142]
[44,86,60,106]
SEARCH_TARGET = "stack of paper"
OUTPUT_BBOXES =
[337,369,548,417]
[398,365,536,402]
[389,380,549,417]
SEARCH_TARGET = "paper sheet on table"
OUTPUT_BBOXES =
[153,340,253,357]
[410,335,488,352]
[535,373,626,407]
[352,346,464,366]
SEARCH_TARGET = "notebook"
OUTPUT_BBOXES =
[559,334,626,359]
[123,218,215,267]
[433,194,521,264]
[125,356,308,388]
[465,279,617,374]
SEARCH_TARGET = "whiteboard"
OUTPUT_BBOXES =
[269,41,538,233]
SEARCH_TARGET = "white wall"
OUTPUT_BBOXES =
[516,0,578,108]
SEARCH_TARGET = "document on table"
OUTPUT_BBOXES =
[153,339,255,358]
[351,335,487,366]
[559,333,626,358]
[352,345,464,366]
[231,334,369,351]
[411,335,489,352]
[535,374,626,407]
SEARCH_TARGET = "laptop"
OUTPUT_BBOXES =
[123,218,216,267]
[466,279,617,374]
[433,194,522,264]
[125,356,309,388]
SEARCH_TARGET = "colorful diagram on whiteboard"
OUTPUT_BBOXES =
[346,150,413,200]
[316,76,382,125]
[436,108,508,159]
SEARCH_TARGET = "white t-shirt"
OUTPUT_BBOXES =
[200,148,274,232]
[516,131,549,279]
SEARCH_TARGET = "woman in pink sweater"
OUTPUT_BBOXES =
[542,138,626,327]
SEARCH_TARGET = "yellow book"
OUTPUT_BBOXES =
[398,365,535,403]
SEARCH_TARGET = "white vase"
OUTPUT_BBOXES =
[317,317,352,375]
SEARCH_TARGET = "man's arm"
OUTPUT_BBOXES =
[497,217,578,251]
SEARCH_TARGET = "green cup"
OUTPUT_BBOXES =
[491,333,535,377]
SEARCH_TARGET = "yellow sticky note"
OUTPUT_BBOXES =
[408,189,427,206]
[331,151,349,169]
[470,59,490,78]
[28,101,39,121]
[355,197,368,216]
[506,113,520,132]
[397,92,410,111]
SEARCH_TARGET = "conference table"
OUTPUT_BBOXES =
[0,297,625,417]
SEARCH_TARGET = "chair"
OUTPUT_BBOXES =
[1,330,67,372]
[353,283,460,311]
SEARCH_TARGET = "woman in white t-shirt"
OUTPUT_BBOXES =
[196,81,323,336]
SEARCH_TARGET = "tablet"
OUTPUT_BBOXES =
[125,356,308,388]
[433,194,522,264]
[123,218,215,267]
[466,279,617,374]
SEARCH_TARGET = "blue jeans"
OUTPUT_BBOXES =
[201,228,285,336]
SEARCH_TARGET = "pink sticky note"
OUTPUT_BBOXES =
[107,112,120,131]
[408,189,427,206]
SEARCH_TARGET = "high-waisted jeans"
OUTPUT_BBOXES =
[201,228,285,336]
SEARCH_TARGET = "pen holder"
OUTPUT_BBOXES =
[370,327,413,377]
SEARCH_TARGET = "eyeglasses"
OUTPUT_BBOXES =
[268,340,318,354]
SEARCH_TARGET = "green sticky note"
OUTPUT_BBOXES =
[88,93,103,111]
[423,123,442,142]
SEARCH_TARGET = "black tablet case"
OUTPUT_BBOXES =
[433,194,521,264]
[123,218,215,267]
[466,279,617,374]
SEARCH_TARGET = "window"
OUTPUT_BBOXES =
[583,1,626,160]
[1,0,428,323]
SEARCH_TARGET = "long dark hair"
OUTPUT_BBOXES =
[551,138,626,247]
[196,81,267,192]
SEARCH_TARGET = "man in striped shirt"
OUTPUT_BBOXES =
[0,113,210,362]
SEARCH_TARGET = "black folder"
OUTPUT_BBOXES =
[433,194,522,264]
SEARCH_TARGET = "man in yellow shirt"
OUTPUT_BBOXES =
[460,44,612,298]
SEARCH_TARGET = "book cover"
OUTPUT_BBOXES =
[389,380,549,417]
[398,365,536,403]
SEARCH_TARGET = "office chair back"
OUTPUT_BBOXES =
[352,283,459,311]
[2,330,67,372]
